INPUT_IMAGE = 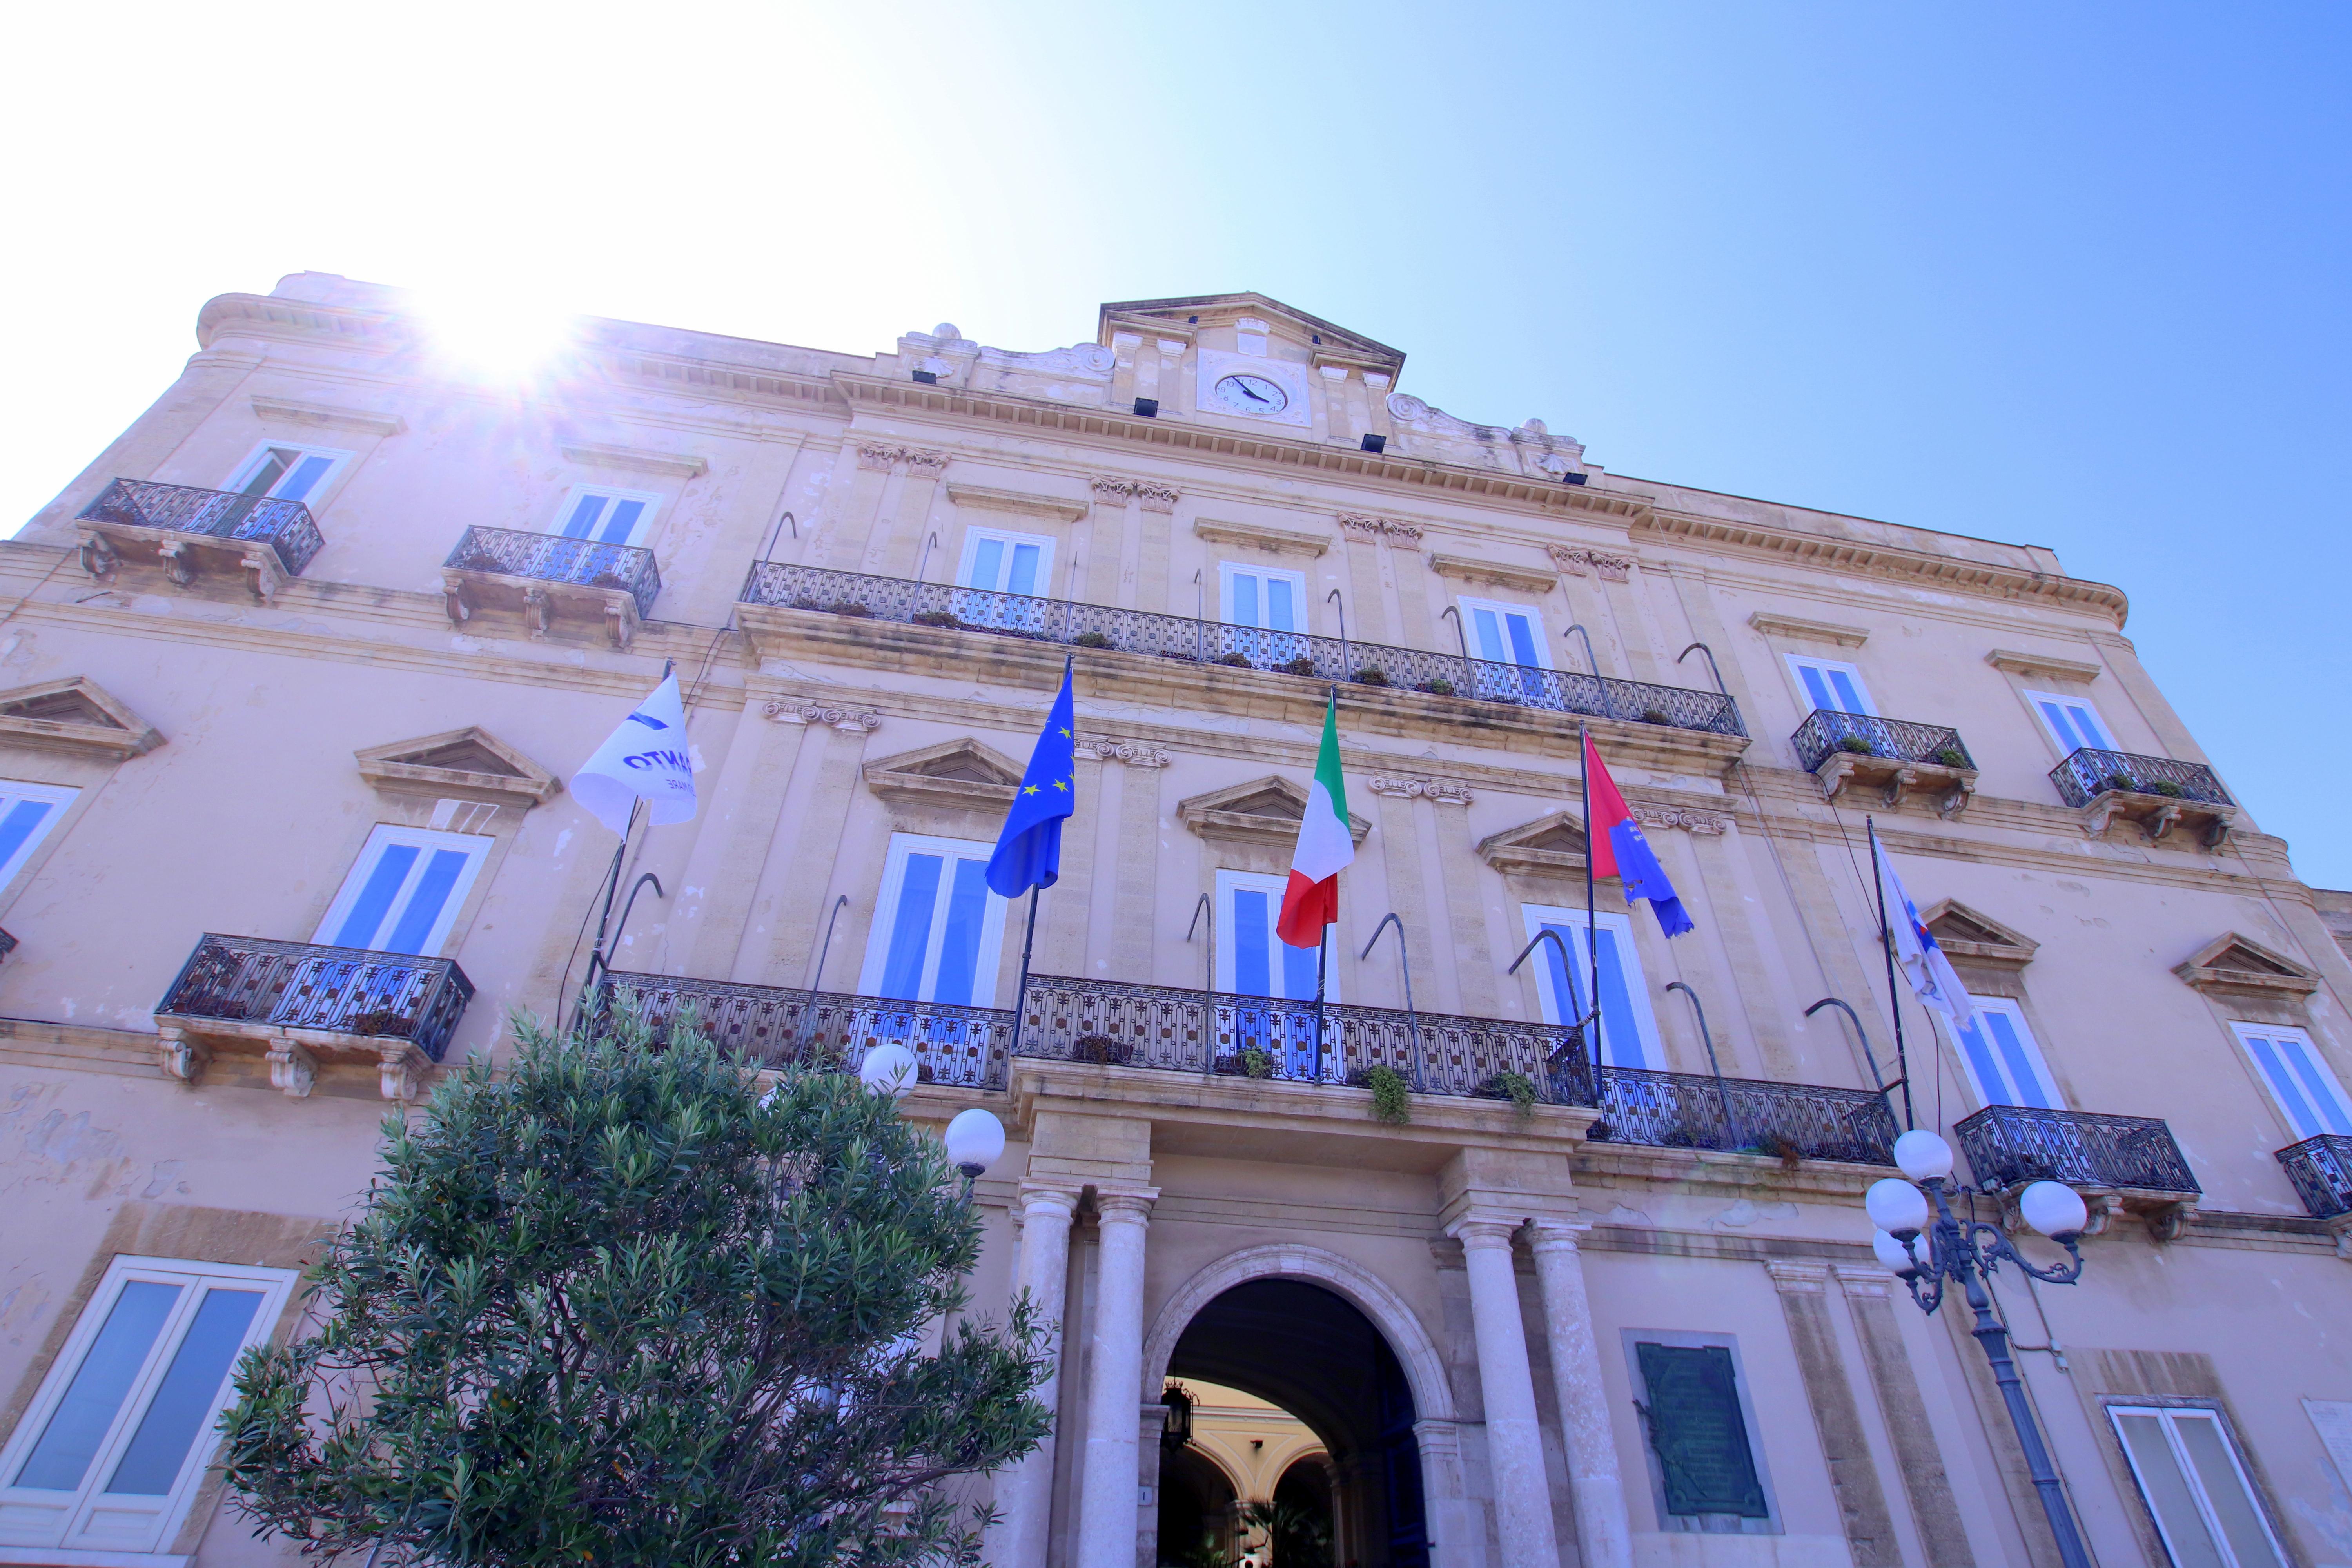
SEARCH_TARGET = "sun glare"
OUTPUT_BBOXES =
[415,289,579,381]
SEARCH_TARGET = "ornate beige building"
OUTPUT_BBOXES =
[2,276,2349,1568]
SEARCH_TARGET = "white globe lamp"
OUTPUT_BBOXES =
[2018,1180,2090,1240]
[859,1042,918,1100]
[1893,1128,1955,1183]
[1871,1229,1922,1278]
[1866,1176,1931,1239]
[944,1107,1007,1179]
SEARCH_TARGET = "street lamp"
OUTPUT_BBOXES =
[944,1106,1006,1181]
[1864,1128,2093,1568]
[859,1043,918,1100]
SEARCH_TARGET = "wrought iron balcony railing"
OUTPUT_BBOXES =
[1791,711,1975,775]
[156,934,475,1061]
[1954,1104,2200,1196]
[444,526,663,619]
[605,971,1011,1090]
[75,478,325,575]
[1589,1066,1898,1164]
[740,562,1746,738]
[2276,1134,2352,1220]
[2049,748,2231,809]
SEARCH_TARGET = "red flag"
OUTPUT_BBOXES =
[1582,733,1695,938]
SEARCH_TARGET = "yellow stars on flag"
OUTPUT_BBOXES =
[1052,779,1069,792]
[1022,785,1040,796]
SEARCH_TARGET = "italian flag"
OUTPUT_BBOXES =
[1276,694,1354,947]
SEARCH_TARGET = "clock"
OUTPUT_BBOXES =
[1211,373,1289,415]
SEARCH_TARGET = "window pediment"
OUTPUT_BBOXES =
[355,727,561,809]
[863,739,1027,808]
[0,677,162,759]
[1479,811,1589,876]
[2173,932,2320,998]
[1179,775,1370,848]
[1920,900,2038,969]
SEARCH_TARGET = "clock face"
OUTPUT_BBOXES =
[1211,373,1290,416]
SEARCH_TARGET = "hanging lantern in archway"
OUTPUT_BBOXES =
[1160,1381,1195,1453]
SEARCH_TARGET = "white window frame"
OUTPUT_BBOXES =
[223,440,351,506]
[1520,904,1661,1069]
[955,526,1055,599]
[0,779,78,893]
[312,825,492,957]
[1218,562,1310,632]
[0,1254,294,1555]
[1952,994,2066,1111]
[1457,595,1553,670]
[2229,1022,2352,1140]
[857,833,1010,1007]
[2109,1405,2288,1568]
[1215,869,1337,1003]
[2024,689,2116,754]
[1784,655,1876,716]
[547,483,663,549]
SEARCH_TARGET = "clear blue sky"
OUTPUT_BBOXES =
[5,3,2346,880]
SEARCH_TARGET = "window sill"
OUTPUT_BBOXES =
[0,1548,192,1568]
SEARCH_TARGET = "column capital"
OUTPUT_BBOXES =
[1446,1214,1521,1250]
[1527,1220,1593,1255]
[1016,1183,1081,1220]
[1832,1265,1897,1298]
[1764,1259,1831,1293]
[1094,1187,1158,1222]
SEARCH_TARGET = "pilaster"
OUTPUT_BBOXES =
[1834,1267,1976,1568]
[1766,1260,1901,1568]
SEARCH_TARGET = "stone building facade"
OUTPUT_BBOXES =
[1,276,2349,1568]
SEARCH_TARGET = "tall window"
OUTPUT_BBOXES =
[1521,905,1661,1068]
[1786,655,1875,716]
[0,1256,294,1554]
[2024,690,2116,754]
[550,486,661,548]
[1626,1332,1775,1532]
[1953,995,2065,1110]
[2110,1406,2287,1568]
[226,443,347,505]
[1221,564,1308,632]
[0,780,76,891]
[314,826,492,956]
[2230,1024,2352,1140]
[858,834,1008,1007]
[957,527,1053,598]
[1457,596,1550,702]
[1215,869,1331,1003]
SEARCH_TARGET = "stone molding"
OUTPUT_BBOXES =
[0,676,163,760]
[1093,478,1180,513]
[561,441,709,479]
[853,443,950,475]
[944,481,1088,523]
[1076,737,1171,768]
[2172,931,2321,998]
[354,726,562,809]
[1426,551,1558,594]
[1748,610,1867,647]
[1918,899,2038,969]
[901,448,951,476]
[1366,774,1472,805]
[1338,512,1425,542]
[860,738,1026,809]
[1764,1258,1832,1292]
[764,701,883,733]
[1178,775,1372,848]
[1193,517,1329,557]
[1986,647,2103,683]
[250,394,406,437]
[1548,546,1634,583]
[1632,804,1731,836]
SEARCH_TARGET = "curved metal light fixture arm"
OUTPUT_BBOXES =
[1361,911,1423,1089]
[1805,995,1891,1094]
[1677,641,1730,699]
[1971,1220,2087,1285]
[1563,622,1600,678]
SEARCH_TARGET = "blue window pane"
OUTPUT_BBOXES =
[1008,543,1040,599]
[14,1282,182,1490]
[1592,927,1644,1069]
[1281,931,1319,1000]
[274,454,333,503]
[2038,700,2088,752]
[1472,608,1506,662]
[598,498,645,545]
[238,452,292,498]
[1798,666,1835,712]
[1541,924,1586,1024]
[2247,1036,2324,1138]
[931,858,991,1006]
[561,495,608,540]
[2279,1039,2352,1136]
[880,855,942,1000]
[1505,613,1540,669]
[333,845,418,949]
[1232,573,1259,628]
[0,797,54,876]
[970,538,1004,591]
[105,1289,263,1495]
[1267,579,1295,632]
[1232,891,1272,996]
[383,849,469,955]
[1828,670,1866,714]
[2064,704,2111,749]
[1980,1011,2052,1108]
[1956,1018,2009,1105]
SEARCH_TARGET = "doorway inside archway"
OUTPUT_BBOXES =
[1160,1278,1430,1568]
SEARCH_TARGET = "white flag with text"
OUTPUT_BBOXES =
[571,672,696,836]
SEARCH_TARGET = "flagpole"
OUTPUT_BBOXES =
[1008,885,1041,1062]
[1869,818,1916,1130]
[1312,926,1329,1082]
[1581,725,1602,1093]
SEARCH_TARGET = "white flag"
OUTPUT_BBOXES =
[1876,842,1975,1030]
[571,672,696,836]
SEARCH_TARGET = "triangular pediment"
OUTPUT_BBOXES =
[1179,775,1371,847]
[1479,811,1590,876]
[863,739,1025,808]
[0,676,162,759]
[1098,293,1406,377]
[1920,900,2039,969]
[2173,932,2320,997]
[356,727,561,809]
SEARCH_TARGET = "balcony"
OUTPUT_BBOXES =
[737,563,1747,740]
[603,969,1899,1168]
[74,479,325,603]
[1955,1103,2200,1237]
[2050,747,2234,848]
[1791,711,1977,818]
[442,526,663,650]
[2276,1134,2352,1223]
[154,934,475,1101]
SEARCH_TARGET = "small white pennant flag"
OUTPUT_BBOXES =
[1875,843,1975,1031]
[571,672,696,836]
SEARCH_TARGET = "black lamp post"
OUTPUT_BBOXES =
[1867,1127,2093,1568]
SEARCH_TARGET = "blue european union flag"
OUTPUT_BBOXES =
[985,660,1078,898]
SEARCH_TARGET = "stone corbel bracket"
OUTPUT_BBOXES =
[1629,804,1731,835]
[1076,737,1171,768]
[765,701,884,734]
[1338,513,1425,543]
[1548,546,1634,583]
[1367,774,1473,805]
[2079,789,2234,849]
[1813,753,1977,819]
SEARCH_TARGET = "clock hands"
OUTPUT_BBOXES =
[1236,379,1272,404]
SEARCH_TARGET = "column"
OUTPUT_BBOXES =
[1450,1218,1562,1566]
[1835,1268,1975,1568]
[1076,1191,1156,1568]
[988,1186,1078,1567]
[1528,1225,1632,1568]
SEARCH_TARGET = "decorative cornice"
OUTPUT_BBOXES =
[0,677,163,760]
[855,442,900,473]
[250,394,406,437]
[1338,513,1425,542]
[353,726,561,809]
[1366,775,1472,805]
[1425,552,1559,595]
[764,701,883,733]
[1076,737,1171,768]
[2172,932,2321,998]
[902,448,951,476]
[945,481,1088,523]
[1748,611,1867,648]
[561,441,708,480]
[1630,804,1730,836]
[1091,478,1180,513]
[1548,546,1633,583]
[1193,517,1330,558]
[1986,648,2103,683]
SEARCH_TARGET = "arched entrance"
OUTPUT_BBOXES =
[1160,1279,1431,1567]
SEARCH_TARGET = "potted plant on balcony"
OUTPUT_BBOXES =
[1932,746,1967,767]
[1074,1033,1130,1066]
[1639,708,1671,725]
[1351,667,1390,687]
[2147,779,2187,798]
[1485,1070,1538,1116]
[1072,630,1112,648]
[1415,677,1455,696]
[912,609,961,629]
[1837,734,1876,756]
[2104,771,2138,793]
[1357,1064,1411,1125]
[1215,652,1254,669]
[1276,654,1319,677]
